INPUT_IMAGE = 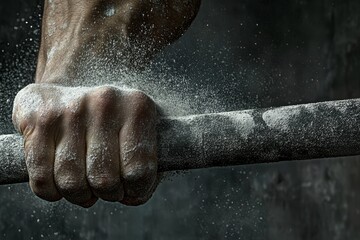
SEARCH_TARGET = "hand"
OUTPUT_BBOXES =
[12,84,158,207]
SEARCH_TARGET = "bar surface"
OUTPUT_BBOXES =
[1,98,360,184]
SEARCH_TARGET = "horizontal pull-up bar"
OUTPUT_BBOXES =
[1,98,360,185]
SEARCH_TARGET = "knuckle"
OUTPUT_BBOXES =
[36,108,60,129]
[87,175,120,192]
[90,86,119,111]
[130,91,154,108]
[14,84,42,113]
[88,87,120,123]
[15,84,38,103]
[23,83,39,92]
[63,102,84,123]
[128,91,156,120]
[13,86,43,133]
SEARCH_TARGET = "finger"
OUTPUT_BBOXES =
[120,173,160,206]
[86,127,124,202]
[119,110,158,205]
[54,109,97,207]
[25,127,62,202]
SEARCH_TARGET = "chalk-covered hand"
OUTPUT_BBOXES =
[12,84,158,207]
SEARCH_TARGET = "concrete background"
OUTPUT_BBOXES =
[1,0,360,239]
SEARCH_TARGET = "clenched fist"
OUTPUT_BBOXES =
[12,84,158,207]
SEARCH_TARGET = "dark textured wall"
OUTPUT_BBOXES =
[1,0,360,239]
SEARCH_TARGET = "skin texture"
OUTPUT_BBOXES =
[36,0,202,84]
[12,0,201,207]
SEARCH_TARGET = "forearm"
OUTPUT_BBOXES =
[35,0,201,85]
[36,0,137,85]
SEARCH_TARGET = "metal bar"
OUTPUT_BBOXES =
[1,98,360,185]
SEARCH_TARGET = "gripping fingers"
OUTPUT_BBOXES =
[54,115,97,207]
[120,121,158,205]
[86,129,124,202]
[119,102,158,206]
[25,129,62,202]
[18,85,158,207]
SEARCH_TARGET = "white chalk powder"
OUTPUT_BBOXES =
[262,106,301,131]
[104,5,116,17]
[221,112,256,139]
